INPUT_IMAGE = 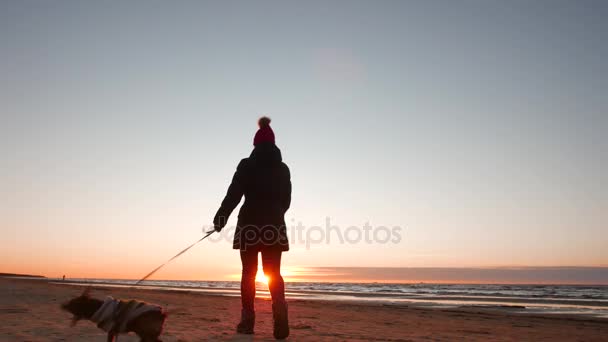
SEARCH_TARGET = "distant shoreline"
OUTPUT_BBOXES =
[6,274,608,286]
[0,272,46,279]
[39,265,608,285]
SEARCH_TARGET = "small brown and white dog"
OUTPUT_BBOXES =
[61,287,166,342]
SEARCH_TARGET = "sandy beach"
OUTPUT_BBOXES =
[1,277,606,341]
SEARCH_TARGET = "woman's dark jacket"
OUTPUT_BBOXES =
[213,143,291,251]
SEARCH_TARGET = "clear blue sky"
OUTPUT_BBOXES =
[1,1,606,280]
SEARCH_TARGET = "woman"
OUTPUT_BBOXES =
[213,117,291,339]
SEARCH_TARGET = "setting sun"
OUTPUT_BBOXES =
[255,265,269,284]
[257,273,269,284]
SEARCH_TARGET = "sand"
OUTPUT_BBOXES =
[1,277,607,341]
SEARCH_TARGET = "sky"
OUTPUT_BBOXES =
[1,1,606,283]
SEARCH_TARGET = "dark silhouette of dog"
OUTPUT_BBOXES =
[61,287,166,342]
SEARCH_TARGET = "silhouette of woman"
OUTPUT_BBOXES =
[213,116,291,339]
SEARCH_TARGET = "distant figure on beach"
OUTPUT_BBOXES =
[213,116,291,339]
[62,275,65,281]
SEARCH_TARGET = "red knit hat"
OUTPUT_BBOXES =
[253,116,275,146]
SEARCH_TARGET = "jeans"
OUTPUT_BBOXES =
[240,249,285,313]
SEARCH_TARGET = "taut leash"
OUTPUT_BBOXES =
[134,230,216,285]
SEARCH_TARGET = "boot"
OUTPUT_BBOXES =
[272,302,289,340]
[236,309,255,334]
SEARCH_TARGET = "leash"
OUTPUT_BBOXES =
[134,230,216,285]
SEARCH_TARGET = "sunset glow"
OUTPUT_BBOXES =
[1,1,606,286]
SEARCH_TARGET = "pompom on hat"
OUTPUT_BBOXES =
[253,116,275,146]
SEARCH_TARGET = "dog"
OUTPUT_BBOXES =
[61,287,166,342]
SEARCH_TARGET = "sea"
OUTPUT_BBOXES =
[49,278,608,319]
